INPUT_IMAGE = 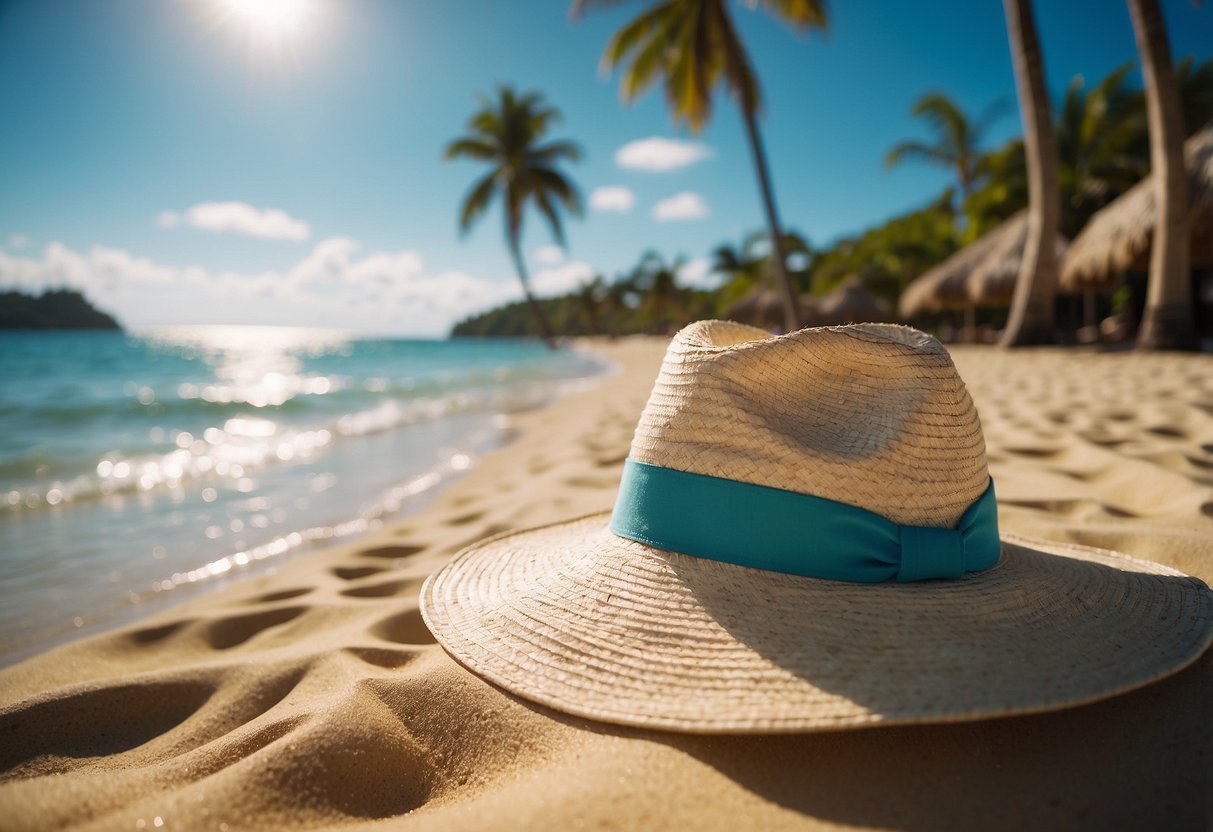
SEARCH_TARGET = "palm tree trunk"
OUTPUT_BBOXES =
[1000,0,1061,348]
[740,106,800,333]
[507,235,557,349]
[1127,0,1196,351]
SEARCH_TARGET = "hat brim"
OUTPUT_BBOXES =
[420,513,1213,734]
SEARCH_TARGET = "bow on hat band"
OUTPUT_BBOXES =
[609,459,1001,583]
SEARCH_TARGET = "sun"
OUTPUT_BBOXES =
[217,0,319,41]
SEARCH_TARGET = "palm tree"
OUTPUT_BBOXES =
[1056,62,1149,233]
[1176,56,1213,136]
[577,276,605,335]
[570,0,827,333]
[629,250,689,334]
[711,230,768,306]
[886,94,1008,206]
[1127,0,1196,350]
[999,0,1061,347]
[445,87,583,348]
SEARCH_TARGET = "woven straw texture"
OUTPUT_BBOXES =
[421,321,1213,733]
[628,320,986,528]
[423,520,1212,733]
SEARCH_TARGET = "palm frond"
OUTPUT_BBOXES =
[911,93,969,151]
[569,0,643,22]
[755,0,828,32]
[620,17,673,100]
[530,167,584,216]
[713,0,761,112]
[444,137,499,162]
[457,171,499,234]
[532,189,566,246]
[601,2,677,78]
[885,140,952,170]
[528,139,583,165]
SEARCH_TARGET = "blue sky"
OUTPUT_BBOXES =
[1,0,1210,335]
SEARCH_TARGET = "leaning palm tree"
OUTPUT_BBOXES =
[1126,0,1196,350]
[570,0,827,333]
[886,93,1007,204]
[999,0,1061,347]
[445,87,583,348]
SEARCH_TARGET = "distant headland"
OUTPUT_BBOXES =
[0,289,123,331]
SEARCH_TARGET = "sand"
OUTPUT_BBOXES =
[1,336,1211,831]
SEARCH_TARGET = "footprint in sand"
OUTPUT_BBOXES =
[341,578,423,599]
[251,587,313,604]
[358,544,426,560]
[371,609,437,645]
[126,619,193,646]
[0,677,216,772]
[333,564,390,581]
[343,645,423,669]
[204,606,307,650]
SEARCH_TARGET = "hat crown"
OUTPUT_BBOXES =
[628,320,989,528]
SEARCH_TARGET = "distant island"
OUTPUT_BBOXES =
[0,289,123,330]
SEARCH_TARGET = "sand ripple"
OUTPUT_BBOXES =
[1,339,1210,831]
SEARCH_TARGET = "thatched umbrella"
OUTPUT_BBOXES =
[966,223,1069,307]
[898,212,1029,338]
[724,287,787,331]
[1061,126,1213,292]
[815,276,894,326]
[725,287,819,332]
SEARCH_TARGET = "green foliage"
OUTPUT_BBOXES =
[886,93,1008,202]
[573,0,826,129]
[0,289,122,330]
[810,192,958,305]
[446,86,583,344]
[450,202,954,339]
[964,55,1212,239]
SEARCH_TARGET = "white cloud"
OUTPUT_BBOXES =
[652,192,709,222]
[0,239,527,336]
[532,245,566,266]
[157,201,311,241]
[615,137,712,172]
[6,233,31,250]
[589,186,636,213]
[531,260,593,298]
[678,256,722,290]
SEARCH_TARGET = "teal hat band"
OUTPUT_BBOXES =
[609,459,1001,583]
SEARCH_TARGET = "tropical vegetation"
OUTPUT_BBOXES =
[445,5,1212,348]
[571,0,827,333]
[0,289,122,330]
[445,86,583,348]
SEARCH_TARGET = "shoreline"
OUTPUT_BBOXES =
[1,335,1211,831]
[0,338,623,669]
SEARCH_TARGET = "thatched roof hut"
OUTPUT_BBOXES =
[723,287,823,332]
[815,277,894,326]
[1061,126,1213,291]
[898,213,1027,318]
[967,223,1069,306]
[723,287,785,330]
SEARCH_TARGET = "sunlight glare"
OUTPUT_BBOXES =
[217,0,319,43]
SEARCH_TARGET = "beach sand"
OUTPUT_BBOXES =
[1,336,1211,831]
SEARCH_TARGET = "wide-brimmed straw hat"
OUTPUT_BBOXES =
[421,321,1213,733]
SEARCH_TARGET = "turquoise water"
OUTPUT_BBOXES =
[0,327,607,664]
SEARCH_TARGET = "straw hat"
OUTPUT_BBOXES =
[421,321,1213,733]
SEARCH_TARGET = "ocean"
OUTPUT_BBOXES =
[0,326,609,665]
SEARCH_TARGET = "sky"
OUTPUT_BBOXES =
[1,0,1210,336]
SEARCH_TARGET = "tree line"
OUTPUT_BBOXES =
[446,0,1210,350]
